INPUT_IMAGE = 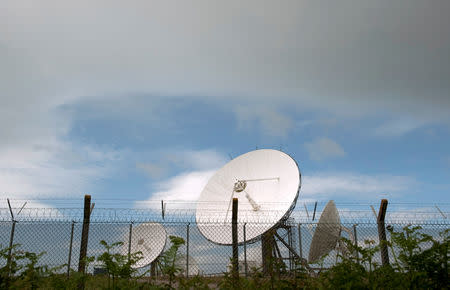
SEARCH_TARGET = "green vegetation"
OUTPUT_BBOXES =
[158,235,186,289]
[0,226,448,289]
[96,240,144,288]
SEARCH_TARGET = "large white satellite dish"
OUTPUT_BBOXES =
[196,149,301,245]
[308,200,354,263]
[128,222,167,268]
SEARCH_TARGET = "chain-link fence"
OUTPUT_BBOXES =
[1,218,448,278]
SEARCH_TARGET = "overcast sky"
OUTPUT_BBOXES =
[1,0,449,208]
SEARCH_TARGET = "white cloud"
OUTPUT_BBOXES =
[139,149,227,203]
[374,118,427,137]
[150,170,216,202]
[164,149,227,171]
[0,141,122,199]
[0,64,123,199]
[136,149,227,181]
[301,173,414,199]
[304,138,346,161]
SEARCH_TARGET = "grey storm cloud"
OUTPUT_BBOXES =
[1,0,448,198]
[1,0,449,118]
[0,0,449,154]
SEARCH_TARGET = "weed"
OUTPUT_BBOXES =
[158,235,185,289]
[0,226,448,289]
[96,240,144,288]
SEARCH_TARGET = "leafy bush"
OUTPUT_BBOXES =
[387,226,449,289]
[96,240,144,288]
[0,226,448,289]
[315,225,449,289]
[158,235,185,288]
[0,244,51,289]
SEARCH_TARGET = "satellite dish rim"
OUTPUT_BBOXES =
[195,148,301,246]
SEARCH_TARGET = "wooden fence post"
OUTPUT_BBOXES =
[78,195,92,274]
[377,199,389,266]
[231,198,239,285]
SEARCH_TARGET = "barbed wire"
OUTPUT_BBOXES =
[0,202,448,224]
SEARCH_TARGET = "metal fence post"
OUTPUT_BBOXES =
[244,222,248,277]
[7,220,16,277]
[128,222,133,261]
[67,221,75,277]
[6,198,16,279]
[288,226,293,271]
[298,223,303,259]
[353,224,359,264]
[186,223,190,278]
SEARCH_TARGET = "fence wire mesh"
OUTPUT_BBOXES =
[1,199,449,280]
[1,218,448,278]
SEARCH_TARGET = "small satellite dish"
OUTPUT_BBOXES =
[174,254,201,276]
[196,149,301,245]
[239,246,262,273]
[308,200,353,263]
[128,222,167,268]
[226,246,263,274]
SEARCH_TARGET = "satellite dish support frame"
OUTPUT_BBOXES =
[262,218,310,274]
